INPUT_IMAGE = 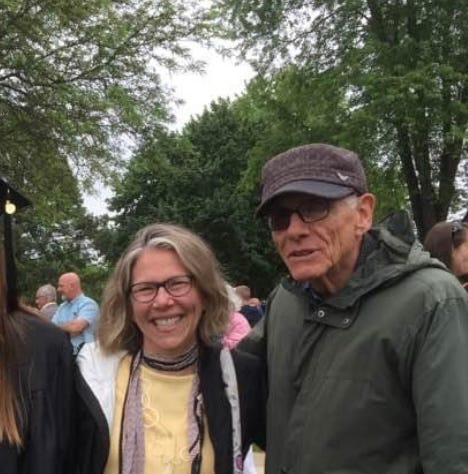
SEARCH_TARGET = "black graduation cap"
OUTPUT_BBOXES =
[0,178,32,312]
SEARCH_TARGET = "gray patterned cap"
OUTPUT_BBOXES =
[256,143,367,216]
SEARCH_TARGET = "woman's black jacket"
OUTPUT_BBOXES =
[0,313,74,474]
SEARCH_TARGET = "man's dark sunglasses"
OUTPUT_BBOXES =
[267,197,333,231]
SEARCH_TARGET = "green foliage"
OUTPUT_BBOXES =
[0,0,211,191]
[16,205,107,302]
[235,67,407,221]
[103,68,408,295]
[105,99,282,296]
[212,0,468,238]
[0,0,213,299]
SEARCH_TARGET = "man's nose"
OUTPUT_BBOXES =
[287,211,308,233]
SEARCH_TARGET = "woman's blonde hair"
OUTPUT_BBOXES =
[98,223,230,353]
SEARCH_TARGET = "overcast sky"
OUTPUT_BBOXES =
[84,48,254,215]
[169,47,254,129]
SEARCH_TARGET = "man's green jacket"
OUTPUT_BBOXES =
[241,211,468,473]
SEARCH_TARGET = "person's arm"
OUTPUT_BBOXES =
[56,299,99,336]
[412,292,468,473]
[56,318,89,335]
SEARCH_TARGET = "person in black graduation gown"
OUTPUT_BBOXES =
[0,181,74,474]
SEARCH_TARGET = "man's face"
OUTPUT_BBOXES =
[268,192,374,294]
[35,293,47,309]
[57,276,74,301]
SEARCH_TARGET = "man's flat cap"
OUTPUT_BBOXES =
[257,143,367,216]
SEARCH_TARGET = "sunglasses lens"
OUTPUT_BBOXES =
[297,199,329,222]
[268,210,292,231]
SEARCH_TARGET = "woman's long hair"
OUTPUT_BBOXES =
[0,247,24,446]
[98,223,231,354]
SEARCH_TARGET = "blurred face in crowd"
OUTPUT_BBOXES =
[35,292,48,309]
[267,192,375,295]
[57,273,79,301]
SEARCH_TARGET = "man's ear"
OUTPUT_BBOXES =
[356,193,376,236]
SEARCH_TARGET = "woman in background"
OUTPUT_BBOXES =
[424,220,468,288]
[0,254,74,473]
[75,223,265,474]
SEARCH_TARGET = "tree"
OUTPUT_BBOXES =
[1,0,210,189]
[0,0,212,298]
[103,71,409,295]
[104,100,282,296]
[234,68,407,220]
[16,198,110,302]
[213,0,468,238]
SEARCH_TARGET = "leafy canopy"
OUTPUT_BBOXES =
[212,0,468,237]
[1,0,212,299]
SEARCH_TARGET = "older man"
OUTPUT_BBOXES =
[52,272,99,354]
[35,283,58,319]
[241,144,468,473]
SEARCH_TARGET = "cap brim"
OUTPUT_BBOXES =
[256,179,355,217]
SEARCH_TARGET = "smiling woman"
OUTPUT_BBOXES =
[74,222,266,474]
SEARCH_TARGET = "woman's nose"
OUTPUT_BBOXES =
[151,287,174,307]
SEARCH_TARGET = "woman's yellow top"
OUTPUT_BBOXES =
[104,354,215,474]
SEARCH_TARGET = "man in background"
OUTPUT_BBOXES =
[235,284,264,327]
[52,272,99,354]
[35,283,58,319]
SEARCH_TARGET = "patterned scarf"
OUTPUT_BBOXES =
[120,351,203,474]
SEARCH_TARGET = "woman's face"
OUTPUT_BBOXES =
[130,247,204,357]
[452,238,468,277]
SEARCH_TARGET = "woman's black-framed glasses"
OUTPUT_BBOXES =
[130,275,193,303]
[267,197,331,231]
